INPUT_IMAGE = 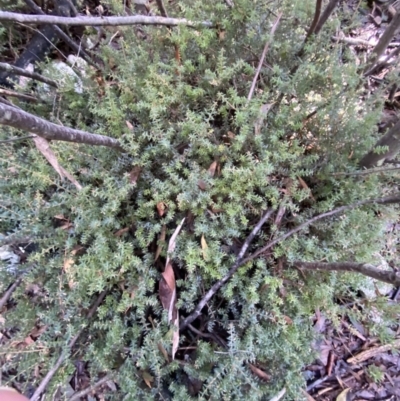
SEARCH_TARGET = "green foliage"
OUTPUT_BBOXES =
[1,0,400,400]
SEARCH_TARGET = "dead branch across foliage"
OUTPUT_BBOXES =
[0,11,213,28]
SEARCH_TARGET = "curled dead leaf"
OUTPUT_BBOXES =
[298,176,315,201]
[114,227,130,237]
[201,235,209,261]
[155,225,167,261]
[141,371,154,388]
[129,166,142,184]
[248,363,271,382]
[208,161,218,177]
[33,136,82,190]
[198,179,207,191]
[157,202,166,217]
[336,388,350,401]
[126,121,134,131]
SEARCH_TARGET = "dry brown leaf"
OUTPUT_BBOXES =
[159,219,185,360]
[114,227,130,237]
[30,325,47,339]
[33,136,82,190]
[208,161,218,177]
[129,166,142,184]
[157,202,166,217]
[201,235,209,261]
[336,388,350,401]
[248,363,271,382]
[158,342,169,362]
[126,120,134,131]
[141,371,154,388]
[298,176,315,201]
[155,225,167,261]
[24,336,35,346]
[197,179,207,191]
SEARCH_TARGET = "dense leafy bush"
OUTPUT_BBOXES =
[1,0,400,399]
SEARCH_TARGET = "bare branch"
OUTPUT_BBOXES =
[68,374,115,401]
[155,0,169,18]
[332,166,400,176]
[305,0,322,41]
[359,119,400,168]
[364,12,400,73]
[247,13,282,103]
[0,11,213,28]
[0,88,40,102]
[29,290,108,401]
[180,209,274,330]
[0,62,58,87]
[313,0,340,35]
[23,0,102,70]
[0,267,34,309]
[241,193,400,266]
[0,103,123,151]
[294,261,400,286]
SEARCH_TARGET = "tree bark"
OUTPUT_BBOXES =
[359,118,400,168]
[0,103,123,150]
[293,261,400,286]
[0,11,212,28]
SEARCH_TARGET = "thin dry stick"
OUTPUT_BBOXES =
[0,280,22,310]
[0,88,40,102]
[247,13,282,103]
[23,0,102,70]
[347,338,400,364]
[241,193,400,265]
[181,193,400,329]
[30,290,108,401]
[180,209,274,330]
[0,62,58,87]
[305,0,322,41]
[0,135,36,143]
[293,261,400,286]
[68,374,114,401]
[332,166,400,176]
[0,11,213,28]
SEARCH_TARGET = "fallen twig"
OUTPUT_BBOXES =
[180,209,274,330]
[68,374,114,401]
[347,338,400,364]
[247,13,282,103]
[0,11,213,28]
[0,62,58,87]
[29,290,108,401]
[294,261,400,286]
